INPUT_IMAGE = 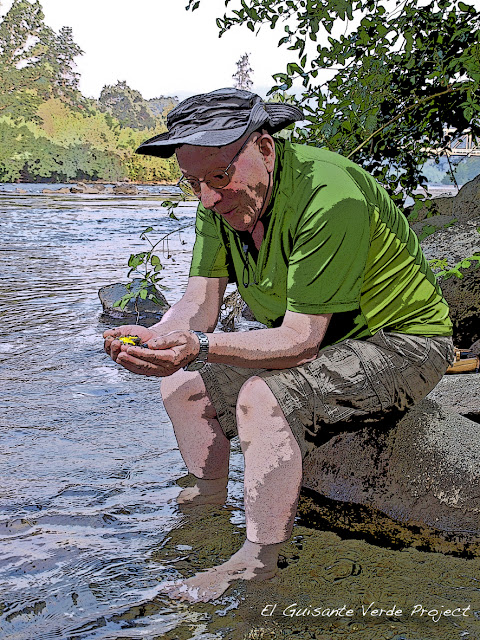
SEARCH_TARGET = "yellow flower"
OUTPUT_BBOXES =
[118,336,142,346]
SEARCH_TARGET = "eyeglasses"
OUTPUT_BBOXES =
[177,135,254,197]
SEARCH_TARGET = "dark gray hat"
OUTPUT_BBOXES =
[136,87,303,158]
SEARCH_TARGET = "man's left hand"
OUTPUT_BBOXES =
[116,330,200,377]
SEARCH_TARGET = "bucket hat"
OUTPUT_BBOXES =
[136,87,303,158]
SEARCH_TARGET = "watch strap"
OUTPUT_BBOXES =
[184,330,209,371]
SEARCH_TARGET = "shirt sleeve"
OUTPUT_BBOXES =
[286,186,371,315]
[189,204,232,279]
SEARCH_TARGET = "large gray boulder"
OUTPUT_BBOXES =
[98,278,170,327]
[411,173,480,224]
[302,399,480,540]
[416,208,480,347]
[427,373,480,421]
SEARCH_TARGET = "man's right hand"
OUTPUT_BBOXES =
[103,325,157,362]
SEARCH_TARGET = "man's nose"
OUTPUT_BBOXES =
[199,181,221,210]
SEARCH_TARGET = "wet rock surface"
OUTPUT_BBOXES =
[98,278,170,327]
[152,479,480,640]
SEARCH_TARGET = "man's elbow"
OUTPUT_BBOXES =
[294,343,321,366]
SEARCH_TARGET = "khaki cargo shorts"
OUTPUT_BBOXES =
[199,331,455,458]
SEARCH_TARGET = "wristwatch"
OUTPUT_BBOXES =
[184,331,209,371]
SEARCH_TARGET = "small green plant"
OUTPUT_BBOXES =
[428,228,480,280]
[435,254,480,280]
[428,257,449,272]
[113,199,194,317]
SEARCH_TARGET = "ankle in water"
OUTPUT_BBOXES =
[194,475,229,495]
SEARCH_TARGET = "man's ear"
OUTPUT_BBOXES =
[257,133,276,172]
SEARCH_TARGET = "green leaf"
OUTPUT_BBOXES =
[150,254,161,266]
[139,288,148,300]
[128,252,147,268]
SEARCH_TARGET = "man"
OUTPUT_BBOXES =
[104,87,454,603]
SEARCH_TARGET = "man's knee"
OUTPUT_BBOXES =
[236,376,285,434]
[161,370,216,419]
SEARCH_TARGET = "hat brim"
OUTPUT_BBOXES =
[136,102,303,158]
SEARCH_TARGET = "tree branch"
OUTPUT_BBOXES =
[346,85,467,159]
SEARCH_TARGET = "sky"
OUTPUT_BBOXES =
[0,0,307,101]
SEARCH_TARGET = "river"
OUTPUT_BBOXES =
[1,185,479,640]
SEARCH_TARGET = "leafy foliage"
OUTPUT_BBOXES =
[0,0,180,183]
[0,0,85,121]
[188,0,480,210]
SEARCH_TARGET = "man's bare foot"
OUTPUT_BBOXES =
[175,476,228,507]
[159,539,282,603]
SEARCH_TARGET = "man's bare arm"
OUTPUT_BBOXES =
[151,276,228,334]
[119,310,332,376]
[206,310,332,369]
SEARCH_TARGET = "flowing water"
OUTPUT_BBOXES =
[1,185,479,640]
[0,185,244,639]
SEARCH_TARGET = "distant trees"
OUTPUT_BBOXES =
[98,81,156,130]
[0,0,179,183]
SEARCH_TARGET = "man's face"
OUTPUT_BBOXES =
[176,134,274,233]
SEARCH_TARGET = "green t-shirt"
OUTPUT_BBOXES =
[189,140,452,346]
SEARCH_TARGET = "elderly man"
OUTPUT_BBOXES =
[104,87,454,603]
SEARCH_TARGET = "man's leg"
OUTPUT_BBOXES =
[161,375,303,602]
[161,370,230,505]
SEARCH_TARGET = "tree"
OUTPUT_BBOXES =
[0,0,84,120]
[47,26,83,103]
[232,52,253,90]
[188,0,480,210]
[98,80,156,130]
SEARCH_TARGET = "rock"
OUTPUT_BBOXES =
[112,183,139,195]
[411,177,480,349]
[470,338,480,355]
[417,214,480,348]
[70,182,108,194]
[42,187,71,194]
[98,278,170,327]
[411,173,480,224]
[438,260,480,347]
[302,398,480,539]
[420,217,480,267]
[427,373,480,421]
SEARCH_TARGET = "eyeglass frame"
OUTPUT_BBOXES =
[176,133,258,196]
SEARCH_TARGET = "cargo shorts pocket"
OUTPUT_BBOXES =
[363,331,453,411]
[303,340,385,424]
